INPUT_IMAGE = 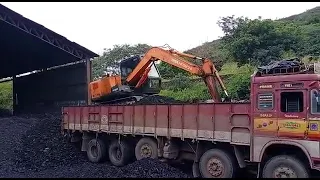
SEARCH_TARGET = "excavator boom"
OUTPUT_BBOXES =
[126,47,228,102]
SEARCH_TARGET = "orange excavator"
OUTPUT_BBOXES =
[89,46,228,104]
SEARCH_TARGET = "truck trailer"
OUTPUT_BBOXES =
[61,57,320,178]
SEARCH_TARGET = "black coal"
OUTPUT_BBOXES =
[0,112,191,178]
[13,113,86,172]
[135,95,186,105]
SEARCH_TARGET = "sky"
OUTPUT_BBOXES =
[2,2,320,55]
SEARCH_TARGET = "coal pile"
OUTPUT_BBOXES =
[0,112,191,178]
[0,108,12,117]
[135,95,186,105]
[27,162,123,178]
[119,158,191,178]
[30,159,191,178]
[13,113,86,173]
[0,115,38,177]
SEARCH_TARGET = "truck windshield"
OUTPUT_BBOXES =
[311,89,320,114]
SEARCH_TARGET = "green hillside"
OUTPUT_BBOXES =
[161,6,320,101]
[184,40,224,70]
[281,6,320,22]
[190,6,320,64]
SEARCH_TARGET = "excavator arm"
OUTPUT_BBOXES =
[126,47,228,102]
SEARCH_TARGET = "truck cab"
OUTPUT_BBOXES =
[252,61,320,139]
[250,60,320,174]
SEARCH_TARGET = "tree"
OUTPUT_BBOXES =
[156,63,189,79]
[300,24,320,56]
[92,44,151,79]
[218,16,303,66]
[217,15,250,37]
[219,62,256,100]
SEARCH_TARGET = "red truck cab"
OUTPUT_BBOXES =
[250,65,320,176]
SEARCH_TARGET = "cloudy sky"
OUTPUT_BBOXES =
[2,2,320,54]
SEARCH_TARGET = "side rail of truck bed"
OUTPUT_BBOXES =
[62,103,251,145]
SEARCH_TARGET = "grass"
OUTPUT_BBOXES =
[160,81,211,102]
[0,81,13,110]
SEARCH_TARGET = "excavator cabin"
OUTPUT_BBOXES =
[119,55,161,95]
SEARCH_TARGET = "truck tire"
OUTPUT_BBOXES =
[86,138,107,163]
[199,148,236,178]
[262,155,309,178]
[108,140,132,167]
[135,137,158,160]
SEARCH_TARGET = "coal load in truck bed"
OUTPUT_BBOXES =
[134,95,186,105]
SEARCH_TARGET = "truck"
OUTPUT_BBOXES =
[61,47,320,178]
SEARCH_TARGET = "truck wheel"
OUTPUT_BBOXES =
[262,155,309,178]
[86,138,107,163]
[108,140,132,167]
[135,137,158,160]
[199,149,236,178]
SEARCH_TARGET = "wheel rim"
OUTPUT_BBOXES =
[140,144,152,158]
[206,157,224,177]
[91,146,98,158]
[273,166,297,178]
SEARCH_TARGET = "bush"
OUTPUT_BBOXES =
[220,62,255,100]
[0,81,13,110]
[160,81,211,102]
[165,74,193,91]
[160,62,255,102]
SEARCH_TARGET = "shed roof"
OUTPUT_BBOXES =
[0,4,99,79]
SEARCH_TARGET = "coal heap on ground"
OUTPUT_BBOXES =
[31,158,191,178]
[0,112,190,178]
[0,108,12,117]
[13,113,86,172]
[118,158,191,178]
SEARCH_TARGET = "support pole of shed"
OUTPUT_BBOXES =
[12,75,17,115]
[86,58,92,105]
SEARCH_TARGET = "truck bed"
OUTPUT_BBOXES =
[62,102,251,145]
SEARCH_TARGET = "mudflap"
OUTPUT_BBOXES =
[192,162,201,178]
